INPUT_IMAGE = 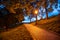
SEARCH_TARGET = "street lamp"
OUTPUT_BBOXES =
[34,9,39,25]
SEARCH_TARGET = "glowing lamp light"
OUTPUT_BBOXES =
[35,10,38,14]
[34,10,38,15]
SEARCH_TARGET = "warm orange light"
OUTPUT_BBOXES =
[35,10,38,14]
[34,10,38,14]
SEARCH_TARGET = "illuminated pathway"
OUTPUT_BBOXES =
[24,24,60,40]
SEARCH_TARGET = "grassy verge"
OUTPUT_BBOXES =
[0,25,33,40]
[31,15,60,35]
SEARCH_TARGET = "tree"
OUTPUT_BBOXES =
[25,5,33,22]
[45,0,48,19]
[15,8,24,23]
[41,0,48,19]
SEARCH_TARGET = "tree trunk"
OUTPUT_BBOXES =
[29,15,31,23]
[46,9,48,19]
[35,15,38,25]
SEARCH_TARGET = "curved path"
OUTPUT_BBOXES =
[24,24,60,40]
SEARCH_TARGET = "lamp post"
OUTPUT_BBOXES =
[34,9,38,25]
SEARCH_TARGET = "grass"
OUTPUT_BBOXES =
[0,25,33,40]
[31,15,60,35]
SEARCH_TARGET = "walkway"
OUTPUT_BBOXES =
[24,24,60,40]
